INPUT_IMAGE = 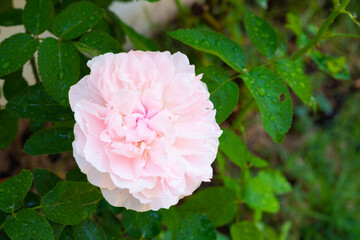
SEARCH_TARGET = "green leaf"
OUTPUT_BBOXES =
[230,221,263,240]
[3,208,53,240]
[0,9,23,26]
[159,207,180,230]
[6,83,74,121]
[257,169,292,194]
[41,181,102,225]
[285,13,302,36]
[0,0,13,13]
[29,120,45,132]
[0,170,32,213]
[223,176,241,197]
[243,177,279,213]
[274,59,313,106]
[171,213,216,240]
[256,0,268,9]
[244,10,277,58]
[197,66,239,123]
[0,109,18,149]
[219,129,267,168]
[51,1,104,39]
[33,168,62,195]
[169,28,247,71]
[241,67,292,143]
[66,168,87,182]
[3,76,28,100]
[75,30,123,57]
[179,186,237,227]
[24,127,74,155]
[122,210,162,239]
[108,11,158,51]
[72,219,106,240]
[91,0,113,8]
[23,191,40,208]
[23,0,54,35]
[0,210,9,226]
[38,38,80,106]
[310,51,350,80]
[0,33,39,78]
[97,211,123,238]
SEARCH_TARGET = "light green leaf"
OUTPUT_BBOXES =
[33,168,62,195]
[0,9,23,26]
[51,1,104,40]
[75,30,123,57]
[258,169,292,194]
[179,186,237,227]
[169,28,247,72]
[244,11,277,58]
[0,170,32,213]
[256,0,268,9]
[38,38,80,106]
[23,0,54,35]
[171,213,216,240]
[0,109,18,149]
[197,66,239,123]
[285,13,302,36]
[275,59,313,106]
[230,221,263,240]
[0,33,39,77]
[24,127,74,155]
[310,51,350,80]
[219,129,267,168]
[108,11,159,51]
[241,67,292,143]
[41,181,102,225]
[243,177,279,213]
[122,210,162,239]
[6,83,74,121]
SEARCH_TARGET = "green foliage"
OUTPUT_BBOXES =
[75,30,123,57]
[171,214,216,240]
[241,67,293,143]
[23,0,54,35]
[38,38,80,106]
[24,127,74,155]
[51,1,104,40]
[257,169,292,194]
[310,51,350,80]
[6,83,74,121]
[197,66,239,123]
[244,10,277,58]
[169,28,247,71]
[179,186,237,227]
[3,208,53,240]
[230,221,263,240]
[0,109,18,149]
[0,9,23,26]
[3,74,28,100]
[71,219,106,240]
[33,168,62,195]
[122,210,162,239]
[0,170,32,213]
[0,33,39,78]
[41,181,102,225]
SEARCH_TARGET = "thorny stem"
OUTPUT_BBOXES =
[30,57,41,83]
[325,33,360,39]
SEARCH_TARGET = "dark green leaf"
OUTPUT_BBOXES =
[219,129,267,168]
[24,127,74,155]
[0,109,18,149]
[72,219,106,240]
[91,0,113,8]
[258,169,292,194]
[197,66,239,123]
[244,11,277,58]
[51,1,104,40]
[0,9,23,26]
[0,170,32,213]
[29,120,45,132]
[3,76,28,100]
[41,181,102,225]
[108,11,158,51]
[179,186,237,227]
[6,83,74,121]
[159,207,180,230]
[0,210,8,225]
[223,176,241,197]
[23,191,40,208]
[230,221,263,240]
[38,38,80,106]
[275,59,313,106]
[169,28,247,72]
[310,51,350,80]
[23,0,54,35]
[122,210,162,239]
[75,30,123,57]
[3,208,53,240]
[66,168,87,182]
[97,211,123,238]
[0,33,39,77]
[241,67,292,143]
[171,213,216,240]
[33,168,62,195]
[0,0,13,13]
[243,177,279,213]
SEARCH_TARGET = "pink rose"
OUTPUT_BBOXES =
[69,51,222,211]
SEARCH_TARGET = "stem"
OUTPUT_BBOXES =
[290,0,351,60]
[326,33,360,39]
[30,57,41,83]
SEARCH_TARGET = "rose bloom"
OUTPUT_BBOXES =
[69,51,222,211]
